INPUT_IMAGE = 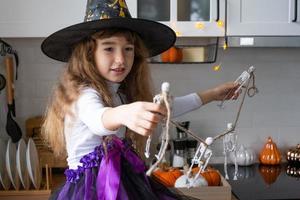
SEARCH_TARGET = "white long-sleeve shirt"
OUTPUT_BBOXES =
[65,83,202,169]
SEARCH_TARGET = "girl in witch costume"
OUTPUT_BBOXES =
[41,0,238,199]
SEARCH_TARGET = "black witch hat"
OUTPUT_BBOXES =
[41,0,176,62]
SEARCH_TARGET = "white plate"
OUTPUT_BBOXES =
[6,139,20,190]
[26,138,41,189]
[0,138,11,190]
[16,139,30,189]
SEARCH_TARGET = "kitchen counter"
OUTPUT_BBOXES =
[213,163,300,200]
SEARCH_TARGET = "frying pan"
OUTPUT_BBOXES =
[5,56,22,143]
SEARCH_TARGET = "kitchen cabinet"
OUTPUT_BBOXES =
[227,0,300,36]
[0,0,86,37]
[2,0,300,38]
[127,0,226,37]
[1,0,224,38]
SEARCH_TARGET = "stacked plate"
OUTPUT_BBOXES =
[0,138,41,190]
[17,139,30,190]
[26,138,42,189]
[0,139,10,190]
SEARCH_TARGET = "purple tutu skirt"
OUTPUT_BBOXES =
[49,137,193,200]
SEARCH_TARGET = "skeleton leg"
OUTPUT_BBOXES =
[200,150,212,172]
[187,143,206,178]
[233,150,238,180]
[155,126,167,159]
[144,94,164,158]
[189,149,212,188]
[224,151,229,180]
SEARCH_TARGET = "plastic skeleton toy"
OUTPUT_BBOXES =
[186,137,214,183]
[146,82,172,176]
[223,123,238,180]
[218,66,256,108]
[145,66,258,187]
[188,66,258,187]
[222,66,258,180]
[221,66,256,180]
[144,83,169,158]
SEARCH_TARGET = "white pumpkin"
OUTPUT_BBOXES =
[227,165,255,179]
[230,145,256,166]
[174,174,208,188]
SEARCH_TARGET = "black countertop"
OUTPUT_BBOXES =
[213,163,300,200]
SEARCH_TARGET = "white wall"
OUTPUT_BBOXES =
[1,38,300,163]
[151,47,300,162]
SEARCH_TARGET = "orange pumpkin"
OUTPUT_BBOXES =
[259,165,281,185]
[152,167,183,187]
[192,167,221,186]
[160,46,183,63]
[259,137,281,165]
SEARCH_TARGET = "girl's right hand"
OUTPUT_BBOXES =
[119,102,167,136]
[102,102,167,136]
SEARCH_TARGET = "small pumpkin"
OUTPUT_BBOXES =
[174,174,207,188]
[286,144,300,164]
[192,167,221,186]
[286,164,300,178]
[230,145,256,166]
[259,137,281,165]
[152,165,183,187]
[259,164,281,185]
[227,165,255,180]
[160,46,183,63]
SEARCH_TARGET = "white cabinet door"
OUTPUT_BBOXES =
[0,0,86,37]
[173,0,225,36]
[133,0,225,37]
[0,0,224,37]
[227,0,300,36]
[126,0,138,18]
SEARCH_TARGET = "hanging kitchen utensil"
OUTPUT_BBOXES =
[5,56,22,143]
[0,74,6,91]
[1,38,19,80]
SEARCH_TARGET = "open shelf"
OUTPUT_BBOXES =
[149,37,219,64]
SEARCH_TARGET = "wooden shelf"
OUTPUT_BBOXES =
[149,39,219,64]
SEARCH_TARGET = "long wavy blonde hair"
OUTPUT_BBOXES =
[41,29,153,158]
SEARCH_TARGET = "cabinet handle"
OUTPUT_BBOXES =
[215,0,220,22]
[292,0,298,22]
